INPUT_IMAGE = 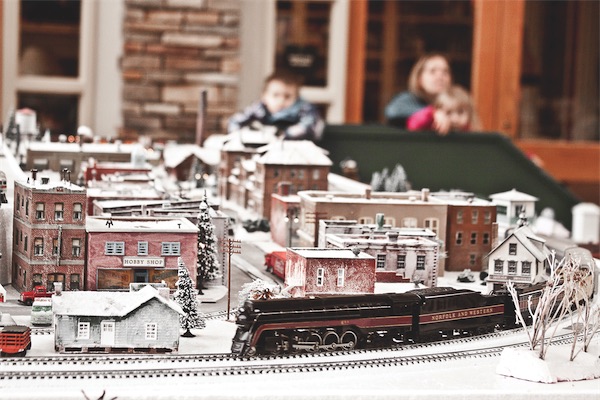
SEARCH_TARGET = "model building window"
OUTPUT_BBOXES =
[455,232,463,245]
[70,274,80,290]
[16,193,20,212]
[416,255,425,270]
[290,169,296,178]
[33,158,49,170]
[376,254,386,269]
[298,169,304,179]
[397,255,406,272]
[496,205,507,216]
[25,199,29,216]
[273,169,280,178]
[424,218,438,235]
[32,273,42,287]
[14,228,19,245]
[337,268,345,287]
[105,241,125,255]
[52,238,59,255]
[35,202,45,219]
[508,261,517,275]
[312,169,320,180]
[514,205,524,218]
[138,241,149,256]
[316,268,324,286]
[24,235,28,252]
[34,238,43,255]
[54,203,64,220]
[494,259,503,273]
[77,322,90,340]
[72,238,81,257]
[359,217,373,224]
[469,254,477,266]
[483,232,490,245]
[145,323,158,340]
[484,211,491,224]
[456,210,463,224]
[161,242,181,256]
[471,210,478,224]
[73,203,82,220]
[521,261,531,275]
[385,217,395,227]
[402,217,417,228]
[509,243,517,255]
[470,232,477,245]
[47,273,65,292]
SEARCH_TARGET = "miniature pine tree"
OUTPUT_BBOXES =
[174,257,205,337]
[196,194,220,293]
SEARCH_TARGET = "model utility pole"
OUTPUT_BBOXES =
[221,238,241,320]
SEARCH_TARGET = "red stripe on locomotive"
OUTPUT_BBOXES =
[250,315,413,347]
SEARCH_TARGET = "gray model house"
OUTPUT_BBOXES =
[53,285,183,353]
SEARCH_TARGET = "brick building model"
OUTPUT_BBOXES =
[12,173,87,292]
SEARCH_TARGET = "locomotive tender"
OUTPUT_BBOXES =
[232,287,518,356]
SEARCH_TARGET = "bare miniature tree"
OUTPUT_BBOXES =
[237,279,282,308]
[174,257,205,337]
[506,251,596,361]
[559,254,598,360]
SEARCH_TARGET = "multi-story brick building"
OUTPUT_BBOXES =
[12,173,87,291]
[252,141,331,218]
[297,188,448,271]
[321,220,440,287]
[431,191,497,272]
[86,216,198,291]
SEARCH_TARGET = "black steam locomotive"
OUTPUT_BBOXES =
[231,286,531,356]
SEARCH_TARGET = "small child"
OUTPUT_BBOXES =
[228,72,324,141]
[407,85,476,135]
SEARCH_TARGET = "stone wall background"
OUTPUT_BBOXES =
[121,0,240,143]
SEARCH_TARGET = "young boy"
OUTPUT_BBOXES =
[228,72,324,141]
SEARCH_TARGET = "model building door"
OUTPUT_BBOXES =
[100,321,115,346]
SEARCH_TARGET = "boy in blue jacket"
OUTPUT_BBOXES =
[228,72,324,141]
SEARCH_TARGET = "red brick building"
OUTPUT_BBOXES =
[12,176,87,292]
[86,216,198,291]
[285,248,375,297]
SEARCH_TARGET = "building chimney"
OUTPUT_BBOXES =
[365,188,371,200]
[31,169,38,183]
[421,188,430,202]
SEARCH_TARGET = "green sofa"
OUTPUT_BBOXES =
[318,125,580,228]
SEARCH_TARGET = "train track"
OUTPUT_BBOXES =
[0,333,577,381]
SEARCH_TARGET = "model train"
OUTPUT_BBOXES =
[231,286,542,356]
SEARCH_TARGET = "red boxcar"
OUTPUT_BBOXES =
[264,251,287,280]
[0,325,31,357]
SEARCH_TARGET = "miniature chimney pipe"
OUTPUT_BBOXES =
[31,169,38,183]
[421,188,430,202]
[365,188,371,200]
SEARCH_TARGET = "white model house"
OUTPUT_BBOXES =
[53,285,183,353]
[490,189,538,237]
[486,225,552,292]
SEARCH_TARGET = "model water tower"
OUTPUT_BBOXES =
[572,203,600,245]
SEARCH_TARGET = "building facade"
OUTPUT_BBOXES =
[86,216,198,291]
[285,248,375,298]
[12,175,87,291]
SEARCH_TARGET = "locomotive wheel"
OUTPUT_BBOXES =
[323,331,340,350]
[341,331,358,350]
[306,333,322,353]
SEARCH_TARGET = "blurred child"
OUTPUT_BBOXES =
[407,85,477,135]
[385,53,452,127]
[228,72,324,141]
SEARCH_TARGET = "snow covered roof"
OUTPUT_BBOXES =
[162,144,220,168]
[257,140,332,166]
[19,178,85,193]
[52,285,183,316]
[489,188,539,202]
[86,216,198,233]
[491,225,550,262]
[289,248,374,260]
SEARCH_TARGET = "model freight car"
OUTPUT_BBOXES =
[0,325,31,357]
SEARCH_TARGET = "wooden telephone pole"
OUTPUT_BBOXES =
[221,238,241,320]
